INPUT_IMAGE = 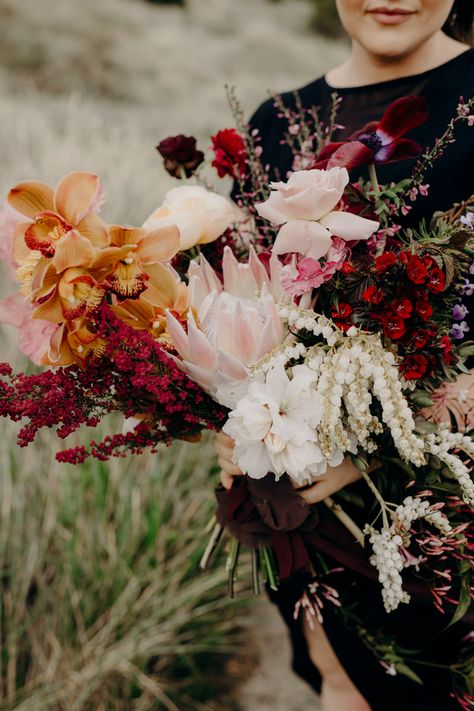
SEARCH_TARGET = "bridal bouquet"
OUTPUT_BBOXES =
[1,92,473,701]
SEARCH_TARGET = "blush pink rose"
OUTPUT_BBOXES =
[256,167,379,262]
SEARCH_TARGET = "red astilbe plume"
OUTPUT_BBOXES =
[0,304,228,463]
[314,96,428,170]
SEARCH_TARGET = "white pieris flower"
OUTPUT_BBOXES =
[222,359,326,485]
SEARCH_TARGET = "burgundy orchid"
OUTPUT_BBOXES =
[314,96,429,170]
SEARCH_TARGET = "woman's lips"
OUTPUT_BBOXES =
[368,7,416,25]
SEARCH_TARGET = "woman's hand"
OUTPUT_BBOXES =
[215,431,363,499]
[214,431,243,490]
[293,457,363,504]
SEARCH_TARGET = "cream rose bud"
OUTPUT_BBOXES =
[143,185,243,251]
[255,167,349,224]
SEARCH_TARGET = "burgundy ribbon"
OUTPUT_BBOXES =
[215,474,431,596]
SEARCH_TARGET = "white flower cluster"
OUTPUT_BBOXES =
[365,527,410,613]
[394,496,452,536]
[281,307,426,467]
[425,427,474,506]
[367,495,453,613]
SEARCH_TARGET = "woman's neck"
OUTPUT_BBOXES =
[326,32,470,88]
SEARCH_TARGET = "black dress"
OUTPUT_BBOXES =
[247,48,474,710]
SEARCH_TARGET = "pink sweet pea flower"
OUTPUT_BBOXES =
[255,167,379,263]
[280,238,349,296]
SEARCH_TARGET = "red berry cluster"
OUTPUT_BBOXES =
[0,304,228,463]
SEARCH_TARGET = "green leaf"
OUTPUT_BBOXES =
[447,579,471,628]
[396,663,423,685]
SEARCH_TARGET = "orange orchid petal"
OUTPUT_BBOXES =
[107,258,149,299]
[52,230,96,273]
[67,323,106,360]
[24,212,71,257]
[54,172,101,225]
[32,290,64,324]
[138,226,180,264]
[174,283,189,314]
[31,262,58,300]
[112,298,155,330]
[8,181,54,218]
[76,212,109,247]
[108,225,145,247]
[140,262,179,309]
[13,223,36,264]
[89,245,136,282]
[58,268,105,320]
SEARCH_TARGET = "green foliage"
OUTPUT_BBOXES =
[0,430,248,710]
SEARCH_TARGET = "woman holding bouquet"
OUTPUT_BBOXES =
[217,1,474,709]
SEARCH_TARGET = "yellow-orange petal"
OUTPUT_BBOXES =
[13,222,36,264]
[76,212,109,247]
[52,230,96,273]
[41,323,76,366]
[54,172,101,225]
[112,298,155,330]
[89,245,136,282]
[32,290,64,324]
[58,269,105,320]
[67,323,106,360]
[8,181,54,218]
[140,262,179,309]
[138,225,180,264]
[30,261,58,300]
[108,225,145,248]
[174,282,189,314]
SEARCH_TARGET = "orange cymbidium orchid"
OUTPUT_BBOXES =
[105,224,180,300]
[112,266,189,339]
[40,319,106,367]
[29,230,132,324]
[8,171,108,261]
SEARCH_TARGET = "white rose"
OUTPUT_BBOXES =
[143,185,242,251]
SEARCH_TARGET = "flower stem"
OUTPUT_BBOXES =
[251,549,261,596]
[199,522,223,570]
[324,497,365,545]
[362,471,390,530]
[368,163,380,194]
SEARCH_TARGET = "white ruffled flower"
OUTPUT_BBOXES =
[222,359,326,485]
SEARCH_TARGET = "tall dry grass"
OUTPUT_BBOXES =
[0,434,248,711]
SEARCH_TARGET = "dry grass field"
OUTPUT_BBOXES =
[0,1,345,707]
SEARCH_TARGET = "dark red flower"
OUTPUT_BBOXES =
[400,354,429,380]
[391,298,413,319]
[427,267,446,293]
[405,253,428,284]
[375,252,396,273]
[211,129,247,179]
[313,96,428,170]
[439,335,453,364]
[411,329,432,350]
[157,135,204,178]
[331,302,353,319]
[415,297,433,321]
[383,314,406,340]
[362,285,384,304]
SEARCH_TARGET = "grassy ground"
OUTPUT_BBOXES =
[0,0,343,706]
